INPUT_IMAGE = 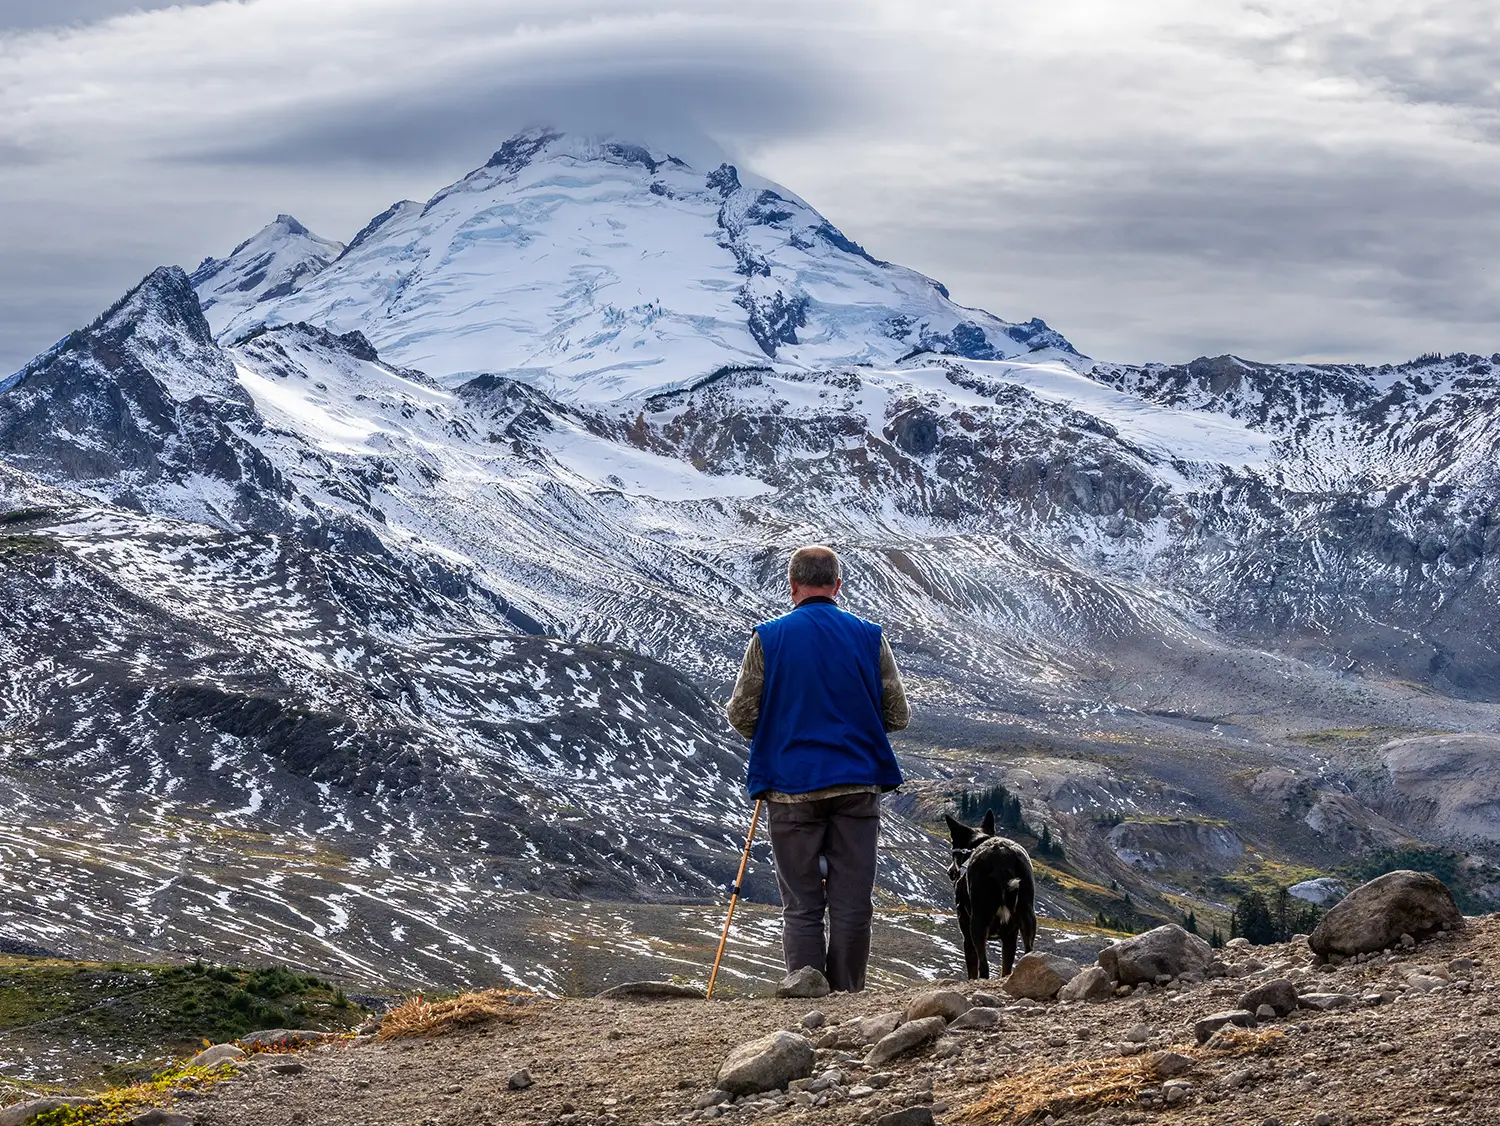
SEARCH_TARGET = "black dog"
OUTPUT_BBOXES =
[944,809,1037,979]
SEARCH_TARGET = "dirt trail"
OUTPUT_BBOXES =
[167,918,1500,1126]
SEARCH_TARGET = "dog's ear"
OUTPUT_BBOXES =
[944,813,975,846]
[981,808,996,836]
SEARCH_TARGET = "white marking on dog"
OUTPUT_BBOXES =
[995,906,1011,925]
[1008,878,1021,890]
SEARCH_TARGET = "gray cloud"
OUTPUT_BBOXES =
[3,0,1500,373]
[0,1,220,32]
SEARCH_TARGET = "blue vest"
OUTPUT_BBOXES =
[745,600,905,797]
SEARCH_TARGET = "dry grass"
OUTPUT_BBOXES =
[956,1054,1165,1125]
[377,988,538,1041]
[1203,1027,1286,1056]
[958,1029,1289,1124]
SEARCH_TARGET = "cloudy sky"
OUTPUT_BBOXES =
[2,0,1498,373]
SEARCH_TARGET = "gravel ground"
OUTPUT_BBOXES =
[164,917,1499,1126]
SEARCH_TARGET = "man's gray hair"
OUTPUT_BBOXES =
[788,544,842,588]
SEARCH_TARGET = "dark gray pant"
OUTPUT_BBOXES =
[766,791,880,992]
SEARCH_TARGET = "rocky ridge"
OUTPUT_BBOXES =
[17,898,1492,1126]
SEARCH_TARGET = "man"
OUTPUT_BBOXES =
[726,544,910,992]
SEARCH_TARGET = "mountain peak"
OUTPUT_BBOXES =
[478,128,696,180]
[192,213,345,336]
[195,132,1077,398]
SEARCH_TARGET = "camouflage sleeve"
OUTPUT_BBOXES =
[725,632,765,739]
[880,636,910,732]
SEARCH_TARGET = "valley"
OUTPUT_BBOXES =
[2,129,1498,1049]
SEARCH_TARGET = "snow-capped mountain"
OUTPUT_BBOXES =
[4,129,1500,989]
[192,214,344,333]
[203,130,1073,401]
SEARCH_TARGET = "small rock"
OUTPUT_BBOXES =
[1256,1004,1278,1020]
[856,1012,903,1043]
[904,989,969,1022]
[1098,925,1215,985]
[692,1090,729,1109]
[865,1073,896,1089]
[1164,1083,1190,1104]
[1153,1051,1194,1077]
[1313,1115,1333,1126]
[875,1110,935,1126]
[1125,1023,1152,1043]
[1400,933,1416,949]
[1004,953,1081,1001]
[948,1006,1002,1031]
[968,991,1002,1008]
[508,1069,534,1091]
[718,1031,815,1095]
[438,1084,462,1096]
[1448,957,1477,974]
[1058,966,1114,1003]
[264,1061,304,1076]
[1405,974,1447,993]
[801,1010,826,1030]
[848,1085,876,1099]
[129,1112,194,1126]
[1193,1010,1255,1045]
[1238,978,1299,1017]
[1297,993,1354,1012]
[186,1044,246,1069]
[866,1016,947,1066]
[777,967,831,999]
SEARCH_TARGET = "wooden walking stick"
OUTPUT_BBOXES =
[706,798,763,1000]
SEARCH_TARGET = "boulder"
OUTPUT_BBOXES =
[717,1031,815,1096]
[800,1010,826,1029]
[1058,965,1114,1003]
[949,1006,1003,1030]
[1308,871,1464,957]
[1098,925,1213,985]
[507,1069,533,1091]
[866,1016,947,1066]
[1192,1010,1255,1045]
[776,967,831,999]
[904,989,968,1022]
[1003,953,1081,1000]
[596,981,706,1000]
[0,1101,97,1126]
[1237,979,1299,1018]
[187,1043,247,1069]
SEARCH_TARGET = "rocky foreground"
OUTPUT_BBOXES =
[10,873,1492,1126]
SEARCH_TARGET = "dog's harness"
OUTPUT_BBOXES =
[948,846,977,884]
